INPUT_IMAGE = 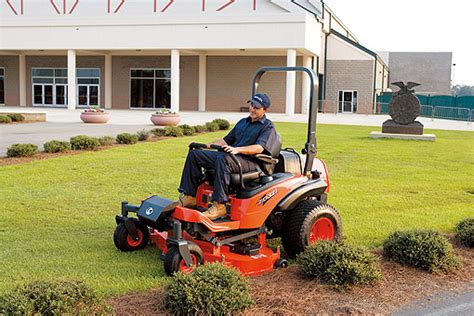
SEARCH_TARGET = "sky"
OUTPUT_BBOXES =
[323,0,472,86]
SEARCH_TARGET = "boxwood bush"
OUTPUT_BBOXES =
[455,218,474,247]
[205,122,219,132]
[212,118,230,130]
[0,115,13,124]
[165,126,184,137]
[0,280,110,315]
[98,135,115,146]
[116,133,138,144]
[70,135,100,151]
[7,113,25,122]
[43,140,71,153]
[163,263,254,315]
[179,124,195,136]
[193,125,206,133]
[136,129,151,141]
[6,144,39,157]
[383,230,461,272]
[297,241,381,287]
[151,127,167,137]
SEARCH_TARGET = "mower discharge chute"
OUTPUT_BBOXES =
[113,66,343,276]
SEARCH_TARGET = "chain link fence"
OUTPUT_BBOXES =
[375,102,472,122]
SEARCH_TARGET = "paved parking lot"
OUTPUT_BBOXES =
[0,106,472,156]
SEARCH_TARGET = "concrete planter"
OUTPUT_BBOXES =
[150,113,180,126]
[80,112,111,124]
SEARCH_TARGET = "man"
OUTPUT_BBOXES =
[176,93,278,220]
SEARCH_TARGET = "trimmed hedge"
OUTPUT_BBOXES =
[455,218,474,247]
[193,125,206,133]
[70,135,100,151]
[297,241,381,287]
[151,127,167,137]
[383,230,461,272]
[116,133,138,145]
[0,115,13,124]
[205,122,219,132]
[136,129,151,141]
[6,144,39,157]
[0,280,110,315]
[43,140,71,153]
[179,124,195,136]
[212,118,230,130]
[98,136,115,146]
[165,126,184,137]
[7,113,25,122]
[163,263,254,315]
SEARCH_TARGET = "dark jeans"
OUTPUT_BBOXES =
[179,150,259,203]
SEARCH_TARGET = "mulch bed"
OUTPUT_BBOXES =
[109,244,473,315]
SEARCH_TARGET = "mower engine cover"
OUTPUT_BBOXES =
[137,195,174,226]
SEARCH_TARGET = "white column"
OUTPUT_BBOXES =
[301,55,312,115]
[170,49,180,113]
[105,54,112,109]
[285,49,296,116]
[67,49,77,110]
[198,53,206,112]
[19,54,26,106]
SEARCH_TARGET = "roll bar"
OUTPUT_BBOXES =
[252,66,319,175]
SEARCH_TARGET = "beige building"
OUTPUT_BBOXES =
[0,1,388,114]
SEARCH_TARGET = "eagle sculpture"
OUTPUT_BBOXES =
[389,81,421,125]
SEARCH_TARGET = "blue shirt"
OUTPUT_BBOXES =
[223,115,277,156]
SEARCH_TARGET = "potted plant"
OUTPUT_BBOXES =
[150,108,180,126]
[80,107,111,124]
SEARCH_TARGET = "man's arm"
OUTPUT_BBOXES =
[207,138,228,147]
[223,144,264,155]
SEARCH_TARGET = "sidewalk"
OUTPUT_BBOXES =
[0,107,472,156]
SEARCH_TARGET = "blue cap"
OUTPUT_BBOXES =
[247,93,271,109]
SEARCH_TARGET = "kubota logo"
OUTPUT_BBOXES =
[145,207,154,215]
[257,188,277,206]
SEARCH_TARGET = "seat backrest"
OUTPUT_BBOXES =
[270,133,282,158]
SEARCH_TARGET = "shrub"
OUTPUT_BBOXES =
[297,241,381,287]
[7,113,25,122]
[179,124,195,136]
[116,133,138,145]
[205,122,219,132]
[0,115,12,124]
[98,136,115,146]
[212,118,230,130]
[136,129,151,141]
[383,230,461,272]
[0,280,110,315]
[6,144,39,157]
[163,263,254,315]
[70,135,100,151]
[151,127,167,137]
[193,125,206,133]
[43,140,71,153]
[455,218,474,247]
[165,126,184,137]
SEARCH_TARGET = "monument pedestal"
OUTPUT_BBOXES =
[382,120,424,135]
[370,131,436,141]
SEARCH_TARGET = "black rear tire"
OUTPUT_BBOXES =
[113,221,150,252]
[164,243,204,276]
[281,199,342,258]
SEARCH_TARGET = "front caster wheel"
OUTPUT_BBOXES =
[275,258,289,269]
[164,243,204,276]
[113,221,150,252]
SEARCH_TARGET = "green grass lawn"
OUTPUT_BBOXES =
[0,123,472,296]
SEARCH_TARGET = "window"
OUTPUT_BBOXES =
[130,69,171,109]
[0,68,5,105]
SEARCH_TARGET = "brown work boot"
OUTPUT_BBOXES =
[202,202,227,220]
[162,193,196,213]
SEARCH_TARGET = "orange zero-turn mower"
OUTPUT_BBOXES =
[113,67,343,276]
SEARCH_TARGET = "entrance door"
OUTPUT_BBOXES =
[33,84,54,106]
[78,85,99,107]
[55,85,67,106]
[0,68,4,105]
[338,90,358,113]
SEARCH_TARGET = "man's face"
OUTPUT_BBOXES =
[249,103,267,121]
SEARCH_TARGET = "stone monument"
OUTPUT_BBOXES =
[382,81,423,135]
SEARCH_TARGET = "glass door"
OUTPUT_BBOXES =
[33,84,54,106]
[0,68,4,105]
[338,90,358,113]
[78,85,99,107]
[55,85,67,106]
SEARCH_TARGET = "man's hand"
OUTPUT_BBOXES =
[223,145,241,155]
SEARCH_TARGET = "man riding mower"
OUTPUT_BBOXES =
[113,66,343,276]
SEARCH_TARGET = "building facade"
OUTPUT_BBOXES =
[0,0,388,114]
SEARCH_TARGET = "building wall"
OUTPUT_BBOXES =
[0,56,19,106]
[325,60,375,114]
[25,56,105,106]
[388,52,452,95]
